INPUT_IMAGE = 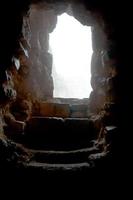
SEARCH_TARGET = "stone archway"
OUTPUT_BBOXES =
[14,2,109,115]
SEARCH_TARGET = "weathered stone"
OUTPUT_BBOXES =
[91,74,106,91]
[88,91,105,113]
[40,52,53,75]
[26,161,91,172]
[70,104,88,118]
[71,111,87,118]
[10,120,25,134]
[89,114,103,132]
[4,113,25,137]
[10,99,32,121]
[24,117,96,150]
[0,138,30,166]
[91,51,103,75]
[91,25,106,51]
[71,2,95,26]
[89,151,107,160]
[70,104,88,112]
[0,109,5,138]
[0,71,16,104]
[39,102,70,118]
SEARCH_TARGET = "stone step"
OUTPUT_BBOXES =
[25,161,91,172]
[34,101,89,118]
[24,117,96,150]
[30,146,99,164]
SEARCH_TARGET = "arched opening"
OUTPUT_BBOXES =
[9,4,108,119]
[49,13,93,99]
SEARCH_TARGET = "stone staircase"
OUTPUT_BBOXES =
[23,147,98,173]
[2,115,118,174]
[19,116,98,172]
[23,117,96,150]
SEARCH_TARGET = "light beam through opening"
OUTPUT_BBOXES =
[49,13,93,99]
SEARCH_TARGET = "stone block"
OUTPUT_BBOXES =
[24,117,96,150]
[39,102,70,118]
[4,113,25,136]
[71,111,87,118]
[5,119,25,135]
[70,104,88,118]
[11,120,25,133]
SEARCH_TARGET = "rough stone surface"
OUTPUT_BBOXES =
[0,138,30,168]
[39,102,70,118]
[10,99,32,121]
[24,117,96,150]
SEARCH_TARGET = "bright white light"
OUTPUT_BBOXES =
[49,13,93,99]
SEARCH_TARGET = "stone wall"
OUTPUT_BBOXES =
[11,2,109,115]
[0,0,121,129]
